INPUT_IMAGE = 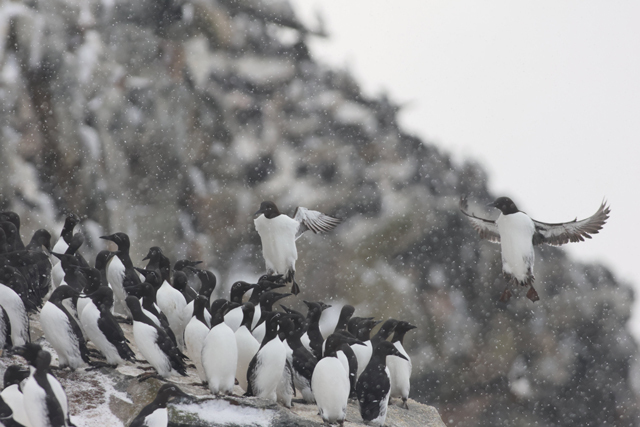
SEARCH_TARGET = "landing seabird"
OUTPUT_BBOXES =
[253,201,342,295]
[460,196,610,302]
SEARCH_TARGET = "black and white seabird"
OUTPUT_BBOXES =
[40,285,90,370]
[80,286,135,366]
[253,201,342,295]
[181,268,217,330]
[51,213,80,260]
[275,315,296,408]
[19,347,74,427]
[184,295,211,384]
[126,281,178,348]
[246,312,287,403]
[348,317,380,381]
[128,383,190,427]
[356,341,408,426]
[146,251,187,350]
[223,281,254,332]
[303,300,330,360]
[387,321,416,409]
[126,296,187,379]
[311,333,362,426]
[251,291,291,344]
[283,309,317,403]
[235,302,259,392]
[201,299,237,395]
[101,233,141,317]
[460,196,610,301]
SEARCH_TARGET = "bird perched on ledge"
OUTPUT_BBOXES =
[253,201,342,295]
[460,196,610,302]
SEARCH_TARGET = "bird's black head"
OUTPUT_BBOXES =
[88,286,114,308]
[260,291,292,310]
[172,271,188,290]
[100,233,130,250]
[94,250,115,270]
[64,213,80,229]
[142,246,163,262]
[488,197,519,215]
[49,285,81,303]
[125,295,143,317]
[230,281,255,303]
[13,343,43,366]
[0,212,20,229]
[30,229,52,251]
[254,201,281,219]
[35,350,52,371]
[277,314,296,341]
[374,340,408,360]
[155,383,190,405]
[3,365,30,388]
[394,321,417,335]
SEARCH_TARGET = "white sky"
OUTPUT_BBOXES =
[290,0,640,336]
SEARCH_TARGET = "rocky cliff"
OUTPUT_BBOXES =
[0,0,638,426]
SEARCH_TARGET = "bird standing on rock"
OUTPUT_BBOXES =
[387,321,416,409]
[39,285,90,370]
[253,201,342,295]
[126,296,187,379]
[460,196,610,302]
[356,341,408,427]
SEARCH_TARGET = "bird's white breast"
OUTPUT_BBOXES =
[22,376,49,427]
[496,212,536,280]
[40,302,81,368]
[0,283,29,346]
[352,340,373,379]
[387,341,412,399]
[81,302,121,364]
[312,357,350,423]
[252,338,286,401]
[202,322,237,394]
[1,384,31,427]
[184,317,210,382]
[254,214,299,274]
[142,407,168,427]
[235,325,260,392]
[133,320,172,378]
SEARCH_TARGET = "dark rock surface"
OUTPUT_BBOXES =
[0,1,638,426]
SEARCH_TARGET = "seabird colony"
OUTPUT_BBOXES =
[0,203,421,427]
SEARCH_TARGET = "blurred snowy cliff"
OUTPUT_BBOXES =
[0,0,638,425]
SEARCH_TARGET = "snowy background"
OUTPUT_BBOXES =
[0,0,638,426]
[291,0,640,338]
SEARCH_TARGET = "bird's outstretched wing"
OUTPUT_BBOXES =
[532,200,610,246]
[459,196,501,243]
[293,207,342,240]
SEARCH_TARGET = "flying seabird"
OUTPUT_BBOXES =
[460,196,610,302]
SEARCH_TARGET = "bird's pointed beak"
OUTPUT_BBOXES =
[391,347,409,361]
[487,201,497,208]
[100,234,114,242]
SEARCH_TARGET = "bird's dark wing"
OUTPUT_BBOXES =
[292,347,317,382]
[155,326,188,375]
[59,303,90,363]
[532,200,610,246]
[293,207,342,240]
[97,306,135,361]
[459,196,501,243]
